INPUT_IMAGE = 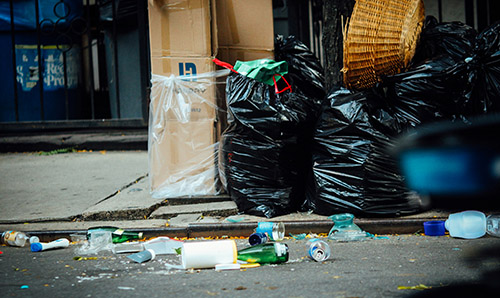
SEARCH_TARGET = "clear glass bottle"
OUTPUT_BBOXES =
[1,231,29,247]
[87,227,144,243]
[237,243,289,264]
[486,214,500,237]
[306,239,331,262]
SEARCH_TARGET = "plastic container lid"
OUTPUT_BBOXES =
[423,221,445,236]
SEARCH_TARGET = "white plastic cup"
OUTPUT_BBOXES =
[445,210,486,239]
[181,240,237,269]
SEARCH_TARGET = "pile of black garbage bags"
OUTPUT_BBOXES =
[218,17,500,218]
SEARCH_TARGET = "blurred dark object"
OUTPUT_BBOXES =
[394,112,500,211]
[307,87,424,216]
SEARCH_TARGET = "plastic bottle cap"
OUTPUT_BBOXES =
[31,242,43,252]
[423,221,445,236]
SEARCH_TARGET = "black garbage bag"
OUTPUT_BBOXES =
[274,35,327,211]
[411,16,477,65]
[383,55,471,129]
[465,22,500,115]
[219,72,312,217]
[309,87,423,216]
[274,35,326,102]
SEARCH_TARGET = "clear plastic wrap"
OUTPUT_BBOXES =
[148,69,229,198]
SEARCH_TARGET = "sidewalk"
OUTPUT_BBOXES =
[0,147,451,240]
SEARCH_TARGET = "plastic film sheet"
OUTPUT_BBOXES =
[148,69,229,198]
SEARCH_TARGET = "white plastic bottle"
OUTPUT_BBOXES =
[31,238,70,252]
[1,231,29,247]
[445,210,486,239]
[486,214,500,237]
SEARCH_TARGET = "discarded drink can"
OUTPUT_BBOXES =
[249,232,268,246]
[306,239,331,262]
[256,222,285,241]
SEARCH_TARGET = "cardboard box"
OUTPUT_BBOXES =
[148,0,216,57]
[151,56,217,121]
[149,120,218,197]
[216,0,274,50]
[216,48,274,66]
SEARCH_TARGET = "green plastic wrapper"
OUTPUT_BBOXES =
[233,59,288,86]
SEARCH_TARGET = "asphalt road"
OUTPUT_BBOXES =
[1,235,500,298]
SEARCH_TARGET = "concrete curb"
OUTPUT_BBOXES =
[2,217,444,242]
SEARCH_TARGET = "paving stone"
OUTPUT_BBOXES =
[150,201,238,219]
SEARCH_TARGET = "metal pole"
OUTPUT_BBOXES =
[86,0,96,119]
[111,0,121,118]
[35,0,45,120]
[9,0,19,121]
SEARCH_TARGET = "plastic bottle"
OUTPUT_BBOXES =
[255,222,285,241]
[87,227,144,243]
[1,231,29,247]
[445,210,486,239]
[486,214,500,237]
[237,242,289,264]
[31,238,70,252]
[248,232,268,246]
[306,239,331,262]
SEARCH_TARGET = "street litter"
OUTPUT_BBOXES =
[127,249,155,264]
[87,227,143,243]
[328,213,371,241]
[237,242,289,265]
[143,237,183,255]
[306,239,331,262]
[31,238,69,252]
[289,233,306,240]
[181,240,237,269]
[445,210,500,239]
[75,230,113,255]
[398,284,432,290]
[112,242,144,254]
[1,231,39,247]
[255,222,285,241]
[423,221,445,236]
[248,232,267,246]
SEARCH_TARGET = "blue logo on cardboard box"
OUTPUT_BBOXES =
[179,62,197,81]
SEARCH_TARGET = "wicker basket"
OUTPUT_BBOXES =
[342,0,425,90]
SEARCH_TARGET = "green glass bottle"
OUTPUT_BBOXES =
[237,243,289,264]
[87,227,143,243]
